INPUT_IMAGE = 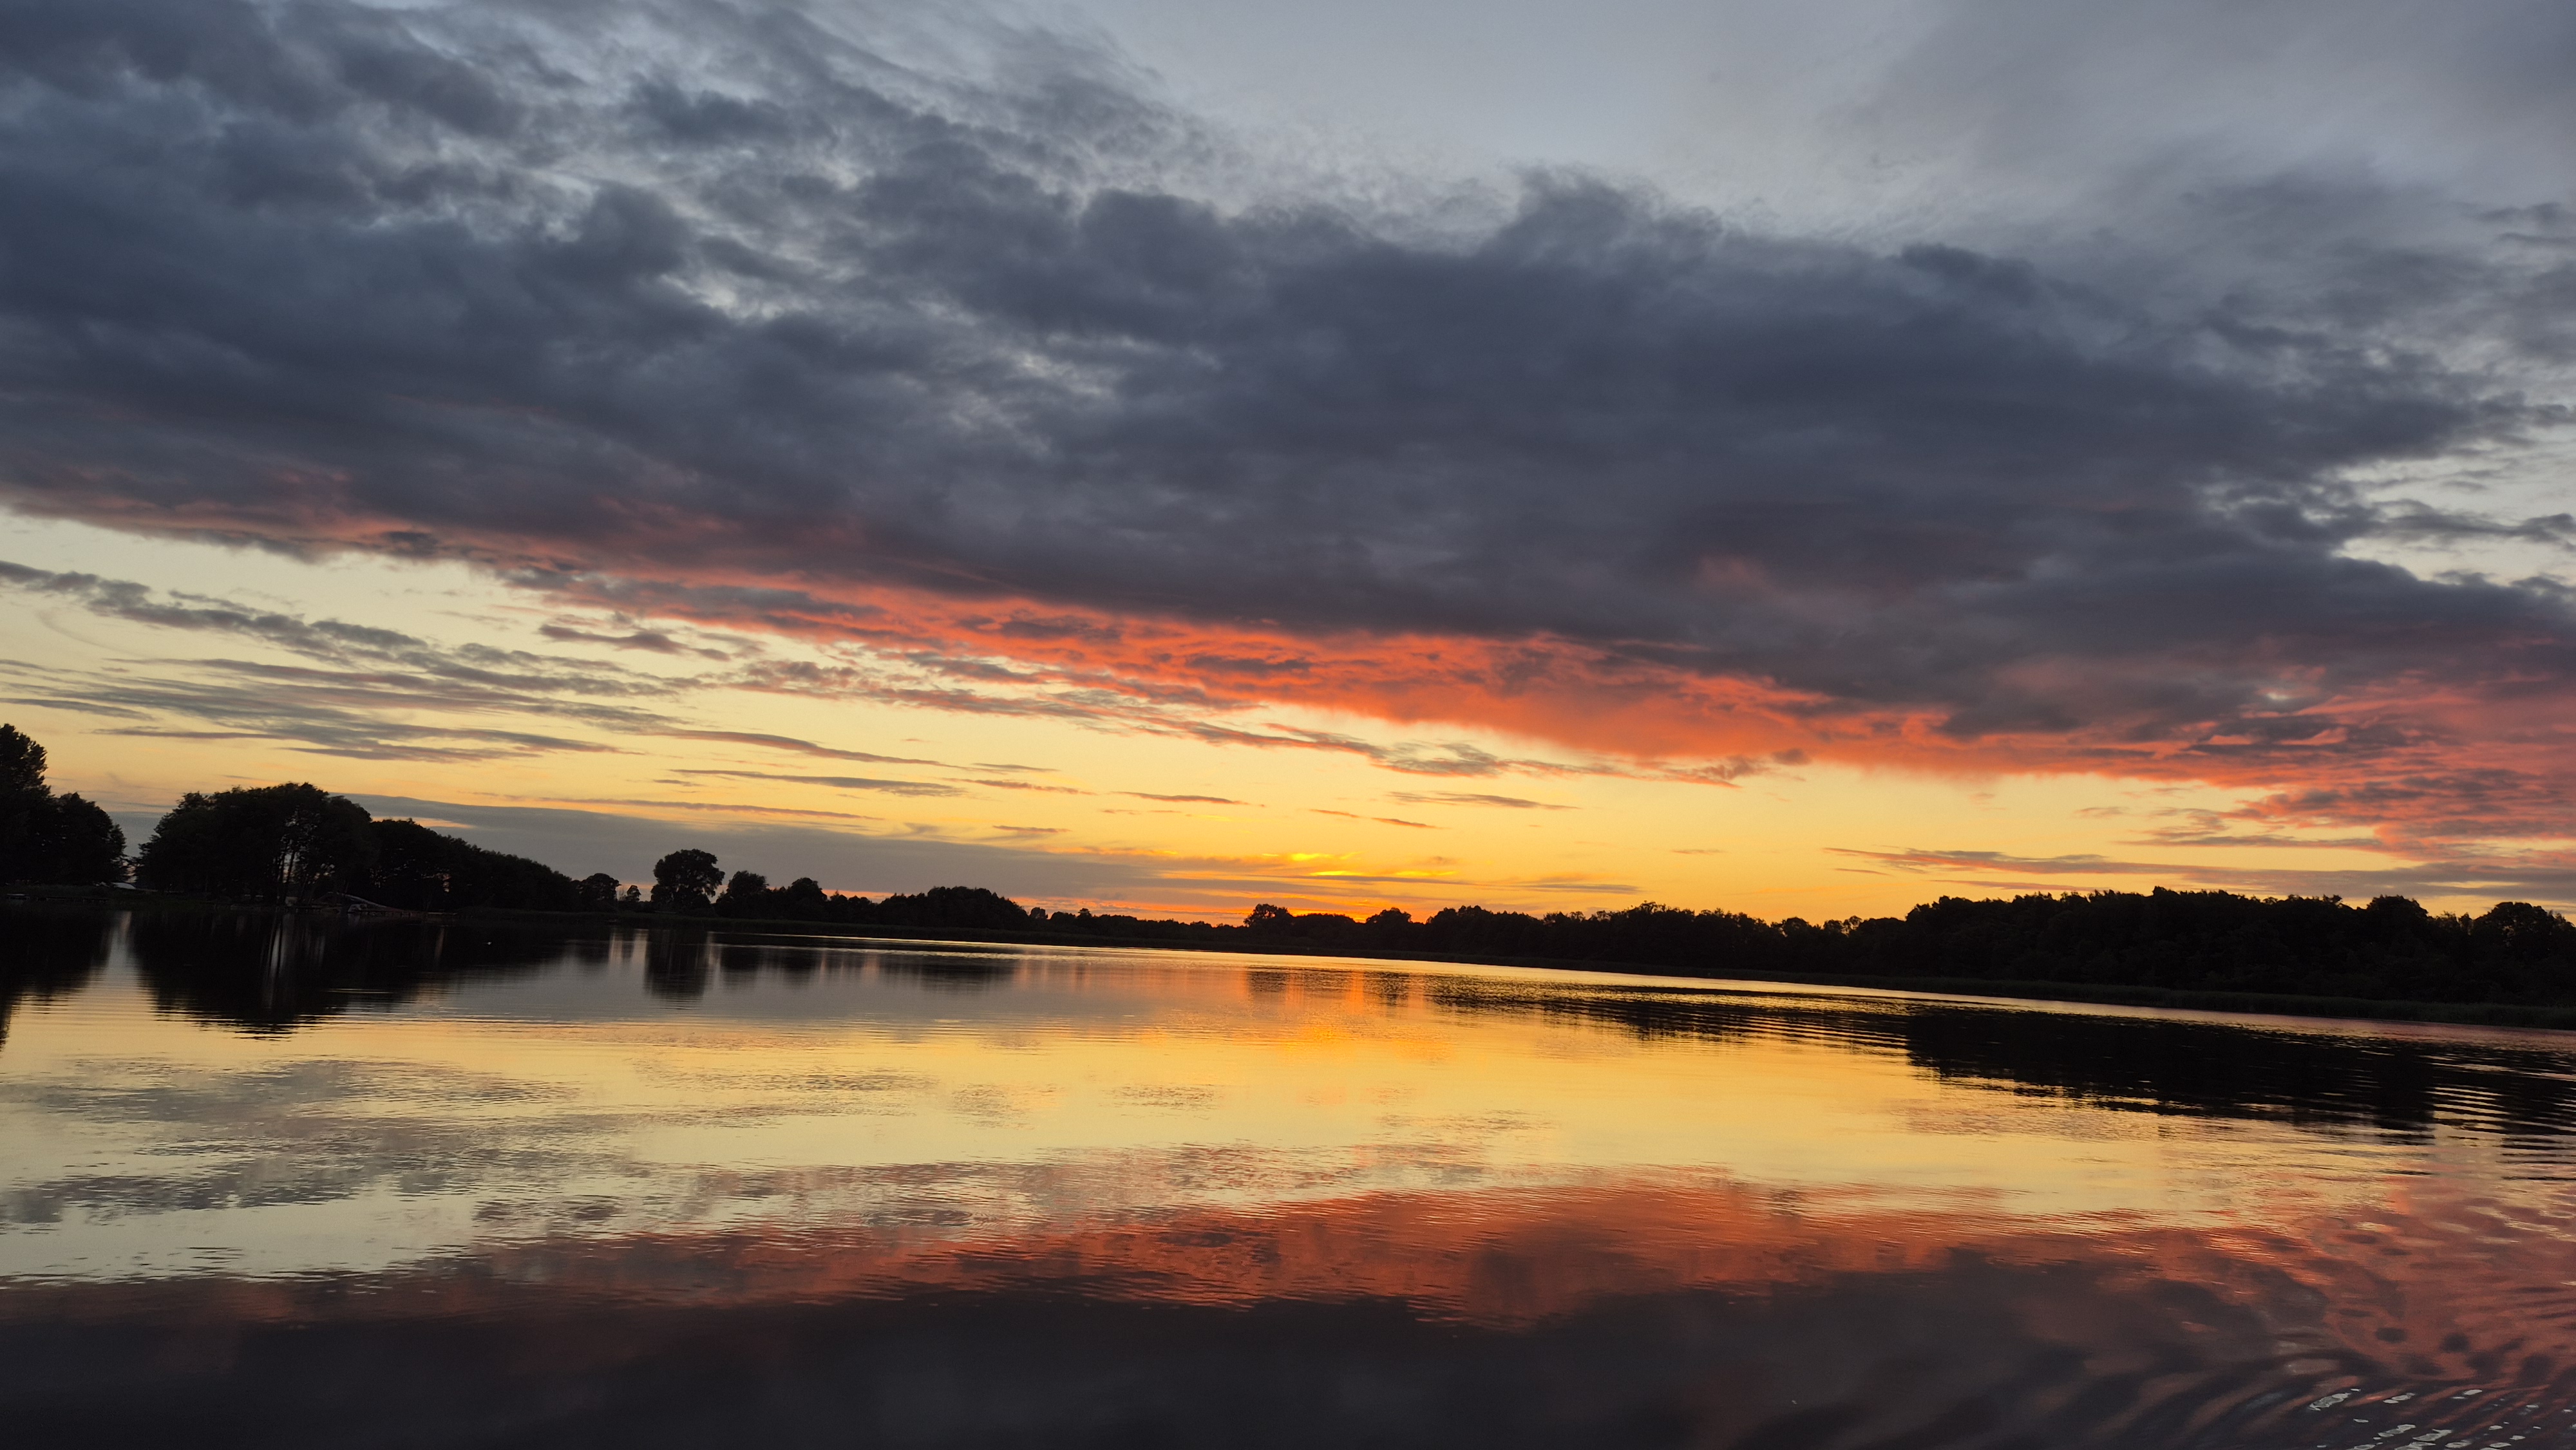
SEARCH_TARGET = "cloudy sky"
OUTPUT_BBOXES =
[1,0,2570,917]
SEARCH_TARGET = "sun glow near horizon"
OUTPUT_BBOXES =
[4,513,2553,921]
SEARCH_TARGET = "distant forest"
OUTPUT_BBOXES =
[7,728,2575,1011]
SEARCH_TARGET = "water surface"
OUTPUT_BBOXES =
[5,907,2576,1447]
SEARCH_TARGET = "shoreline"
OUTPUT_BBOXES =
[26,893,2576,1033]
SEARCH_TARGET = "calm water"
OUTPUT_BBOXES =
[6,908,2576,1448]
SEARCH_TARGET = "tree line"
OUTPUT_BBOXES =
[638,841,2576,1009]
[1228,892,2576,1008]
[641,847,1040,929]
[7,724,2574,1009]
[133,782,606,912]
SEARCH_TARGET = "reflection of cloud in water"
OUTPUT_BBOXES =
[0,1057,609,1231]
[4,1182,2575,1449]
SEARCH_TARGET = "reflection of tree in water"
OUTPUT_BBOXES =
[876,953,1018,993]
[1425,979,1768,1050]
[126,909,587,1031]
[0,909,113,1049]
[718,942,765,979]
[1425,979,2576,1140]
[1893,1006,2576,1138]
[1363,972,1414,1009]
[719,942,833,980]
[636,937,1016,998]
[643,930,710,1001]
[42,907,2576,1138]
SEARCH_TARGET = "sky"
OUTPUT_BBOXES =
[0,0,2570,919]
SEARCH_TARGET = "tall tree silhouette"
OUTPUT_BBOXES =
[0,724,128,885]
[651,849,722,911]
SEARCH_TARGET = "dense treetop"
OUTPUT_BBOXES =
[0,722,125,887]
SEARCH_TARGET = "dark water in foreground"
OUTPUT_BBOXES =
[6,908,2576,1448]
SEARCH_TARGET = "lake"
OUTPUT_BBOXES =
[5,906,2576,1448]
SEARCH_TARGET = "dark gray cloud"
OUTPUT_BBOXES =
[0,0,2568,778]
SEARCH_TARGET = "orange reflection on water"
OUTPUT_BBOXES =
[9,1175,2574,1450]
[10,940,2520,1286]
[11,920,2576,1447]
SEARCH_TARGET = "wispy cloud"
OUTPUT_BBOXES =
[1312,809,1437,828]
[1390,792,1571,811]
[668,769,963,798]
[657,731,942,767]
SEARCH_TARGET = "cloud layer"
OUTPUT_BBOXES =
[1,0,2570,843]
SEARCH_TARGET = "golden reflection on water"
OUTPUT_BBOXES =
[0,932,2561,1282]
[8,920,2576,1447]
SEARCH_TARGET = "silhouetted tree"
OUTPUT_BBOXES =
[1364,907,1414,948]
[873,885,1032,929]
[0,724,44,878]
[578,872,621,910]
[2473,901,2576,963]
[28,793,125,885]
[652,848,722,910]
[776,876,830,919]
[137,783,374,901]
[0,724,128,884]
[1244,903,1294,934]
[357,816,578,910]
[719,869,770,914]
[0,724,40,795]
[368,818,454,907]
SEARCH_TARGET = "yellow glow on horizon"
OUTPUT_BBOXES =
[2,510,2552,919]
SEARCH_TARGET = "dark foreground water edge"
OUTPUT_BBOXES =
[6,905,2576,1448]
